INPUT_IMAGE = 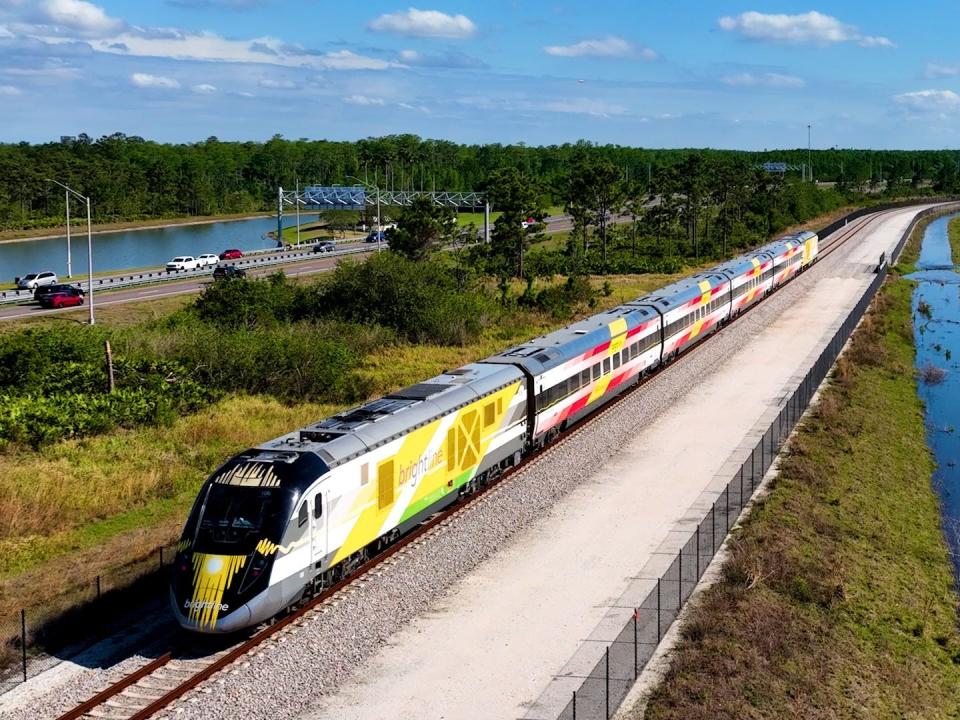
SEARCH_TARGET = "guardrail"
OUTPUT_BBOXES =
[0,244,371,305]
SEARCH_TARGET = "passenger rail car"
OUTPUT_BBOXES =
[171,230,819,633]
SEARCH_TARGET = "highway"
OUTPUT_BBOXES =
[0,213,590,322]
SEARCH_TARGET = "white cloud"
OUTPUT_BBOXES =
[191,83,216,93]
[0,25,13,39]
[721,72,805,88]
[893,89,960,113]
[320,49,391,70]
[717,11,894,48]
[344,94,385,106]
[86,31,394,71]
[0,84,21,95]
[397,48,484,68]
[540,97,627,118]
[38,0,123,37]
[130,72,179,89]
[858,35,895,48]
[258,77,297,89]
[926,62,960,78]
[368,8,476,38]
[544,36,656,59]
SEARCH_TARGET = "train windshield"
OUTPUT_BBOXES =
[194,485,289,553]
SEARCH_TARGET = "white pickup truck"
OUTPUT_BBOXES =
[166,256,199,272]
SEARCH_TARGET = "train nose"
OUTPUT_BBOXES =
[170,587,253,633]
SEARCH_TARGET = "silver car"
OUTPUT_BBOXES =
[17,271,58,290]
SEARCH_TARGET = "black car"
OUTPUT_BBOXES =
[212,265,247,280]
[34,283,84,301]
[312,241,336,253]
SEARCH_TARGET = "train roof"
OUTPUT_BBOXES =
[481,303,658,374]
[257,362,524,468]
[627,272,726,314]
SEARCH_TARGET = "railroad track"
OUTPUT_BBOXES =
[51,205,901,720]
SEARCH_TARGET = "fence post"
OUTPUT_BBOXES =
[657,578,661,642]
[20,608,27,683]
[741,464,745,505]
[725,485,730,531]
[696,524,700,579]
[572,690,577,720]
[605,646,610,719]
[711,505,716,557]
[634,609,638,679]
[678,547,683,608]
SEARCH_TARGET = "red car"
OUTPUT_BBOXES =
[219,248,244,260]
[38,286,84,309]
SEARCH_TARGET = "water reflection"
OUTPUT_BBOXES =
[908,213,960,569]
[0,216,284,280]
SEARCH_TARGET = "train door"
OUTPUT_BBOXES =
[310,490,328,570]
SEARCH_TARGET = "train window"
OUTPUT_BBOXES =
[483,401,496,428]
[378,460,395,509]
[298,500,308,528]
[313,495,323,519]
[613,353,621,370]
[581,369,591,386]
[592,363,600,381]
[603,358,611,375]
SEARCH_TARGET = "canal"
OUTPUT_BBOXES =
[910,212,960,570]
[0,215,286,280]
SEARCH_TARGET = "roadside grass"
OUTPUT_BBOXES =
[0,294,195,335]
[635,274,960,718]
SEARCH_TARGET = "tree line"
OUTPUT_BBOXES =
[386,154,868,278]
[3,132,960,232]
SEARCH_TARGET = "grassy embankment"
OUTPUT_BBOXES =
[949,216,960,264]
[632,219,960,718]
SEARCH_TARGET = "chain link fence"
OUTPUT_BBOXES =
[0,541,177,695]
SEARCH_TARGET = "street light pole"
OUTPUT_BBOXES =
[48,179,93,324]
[295,178,301,247]
[85,194,93,325]
[65,189,72,278]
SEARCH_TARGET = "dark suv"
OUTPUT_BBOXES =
[212,265,247,280]
[312,241,336,253]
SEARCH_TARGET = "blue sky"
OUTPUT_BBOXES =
[0,0,958,149]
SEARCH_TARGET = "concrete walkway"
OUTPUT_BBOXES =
[299,206,928,720]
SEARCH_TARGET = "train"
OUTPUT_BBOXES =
[170,230,819,633]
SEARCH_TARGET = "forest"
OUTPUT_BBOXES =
[2,132,959,232]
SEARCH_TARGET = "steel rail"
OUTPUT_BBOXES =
[51,204,906,720]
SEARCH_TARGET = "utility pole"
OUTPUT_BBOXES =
[64,188,72,278]
[295,178,300,246]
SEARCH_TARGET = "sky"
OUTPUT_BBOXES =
[1,0,959,149]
